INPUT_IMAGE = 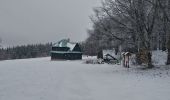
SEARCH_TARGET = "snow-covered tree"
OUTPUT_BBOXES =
[86,0,170,68]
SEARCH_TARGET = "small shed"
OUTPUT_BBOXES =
[51,39,82,60]
[122,52,131,68]
[97,49,119,60]
[97,49,120,63]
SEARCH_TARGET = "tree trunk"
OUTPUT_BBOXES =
[147,51,154,68]
[167,49,170,65]
[166,38,170,65]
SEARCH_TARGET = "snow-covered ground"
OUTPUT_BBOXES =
[152,50,167,65]
[0,57,170,100]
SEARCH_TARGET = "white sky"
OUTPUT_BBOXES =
[0,0,101,47]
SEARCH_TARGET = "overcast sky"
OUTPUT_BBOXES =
[0,0,101,47]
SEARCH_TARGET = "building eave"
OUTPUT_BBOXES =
[51,51,83,54]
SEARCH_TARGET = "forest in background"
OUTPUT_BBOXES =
[0,43,52,60]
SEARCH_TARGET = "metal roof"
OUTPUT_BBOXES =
[53,39,77,51]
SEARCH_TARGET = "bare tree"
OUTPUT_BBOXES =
[0,38,2,47]
[152,0,170,64]
[100,0,159,68]
[86,0,170,67]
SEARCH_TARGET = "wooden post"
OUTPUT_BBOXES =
[124,52,131,68]
[122,52,126,67]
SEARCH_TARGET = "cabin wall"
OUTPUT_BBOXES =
[51,53,82,60]
[52,47,70,51]
[51,43,82,60]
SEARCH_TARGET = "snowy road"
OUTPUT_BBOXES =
[0,57,170,100]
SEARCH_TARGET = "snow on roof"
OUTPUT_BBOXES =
[125,52,130,55]
[67,42,76,51]
[103,50,115,56]
[121,52,125,55]
[53,39,77,51]
[102,49,120,59]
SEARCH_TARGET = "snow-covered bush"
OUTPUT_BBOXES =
[152,50,167,65]
[84,59,104,64]
[130,50,167,66]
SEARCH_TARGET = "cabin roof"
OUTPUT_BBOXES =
[53,39,77,51]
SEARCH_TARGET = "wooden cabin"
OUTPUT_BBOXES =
[51,39,82,60]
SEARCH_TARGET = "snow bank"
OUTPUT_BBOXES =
[152,50,167,65]
[82,55,97,60]
[129,50,168,66]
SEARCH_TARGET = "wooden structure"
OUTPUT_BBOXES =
[97,49,119,64]
[97,49,118,59]
[51,39,82,60]
[122,52,131,68]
